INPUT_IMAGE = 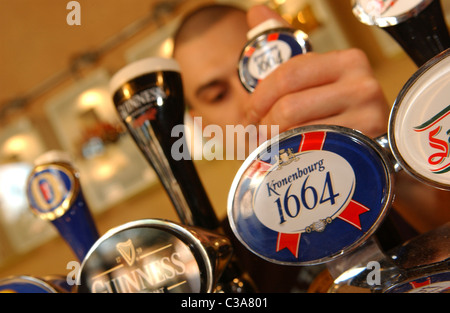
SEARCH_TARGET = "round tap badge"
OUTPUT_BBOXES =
[389,49,450,190]
[352,0,433,27]
[238,22,311,92]
[77,219,229,293]
[228,125,394,265]
[26,163,78,220]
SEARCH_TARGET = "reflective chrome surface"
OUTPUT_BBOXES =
[328,222,450,293]
[77,219,232,293]
[0,275,66,293]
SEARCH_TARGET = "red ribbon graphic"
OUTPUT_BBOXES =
[276,233,301,258]
[267,33,280,42]
[409,278,431,289]
[276,200,369,257]
[337,200,370,231]
[298,131,326,152]
[245,159,272,179]
[244,46,256,58]
[276,131,370,258]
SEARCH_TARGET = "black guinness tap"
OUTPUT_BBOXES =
[110,57,256,292]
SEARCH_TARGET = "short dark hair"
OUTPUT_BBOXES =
[172,3,246,57]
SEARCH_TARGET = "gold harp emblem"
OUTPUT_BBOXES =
[116,239,136,266]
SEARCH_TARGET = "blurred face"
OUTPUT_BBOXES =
[173,10,251,131]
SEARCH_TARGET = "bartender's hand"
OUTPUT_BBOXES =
[244,5,390,138]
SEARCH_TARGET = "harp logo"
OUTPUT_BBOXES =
[87,239,189,293]
[116,239,136,266]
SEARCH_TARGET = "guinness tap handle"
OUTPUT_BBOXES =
[77,219,234,293]
[110,58,257,292]
[109,58,219,230]
[352,0,450,66]
[26,150,99,261]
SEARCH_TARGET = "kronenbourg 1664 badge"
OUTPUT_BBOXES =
[238,19,311,92]
[228,125,394,265]
[389,49,450,190]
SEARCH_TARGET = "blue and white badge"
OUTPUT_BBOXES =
[228,125,394,265]
[385,271,450,293]
[238,19,311,92]
[27,164,77,221]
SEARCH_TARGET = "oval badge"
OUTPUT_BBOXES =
[389,49,450,190]
[228,125,394,265]
[238,29,311,92]
[27,164,77,220]
[253,150,356,234]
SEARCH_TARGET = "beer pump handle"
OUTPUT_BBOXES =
[110,58,257,292]
[352,0,450,67]
[26,150,99,261]
[110,59,219,230]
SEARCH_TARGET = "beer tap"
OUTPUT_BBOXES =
[26,150,99,262]
[227,120,449,292]
[227,23,450,291]
[109,57,256,292]
[351,0,450,191]
[76,218,233,293]
[352,0,450,67]
[0,151,102,293]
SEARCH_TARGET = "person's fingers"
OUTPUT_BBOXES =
[258,77,389,138]
[245,49,375,126]
[246,4,290,28]
[258,84,348,130]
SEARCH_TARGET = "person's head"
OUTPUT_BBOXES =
[173,4,251,131]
